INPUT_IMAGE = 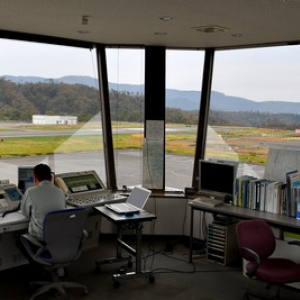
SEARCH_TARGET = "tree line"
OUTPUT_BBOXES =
[1,77,300,129]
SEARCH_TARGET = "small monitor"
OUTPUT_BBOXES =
[18,166,35,194]
[199,160,238,200]
[57,170,106,194]
[4,187,23,202]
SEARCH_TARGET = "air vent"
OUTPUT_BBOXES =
[193,25,228,33]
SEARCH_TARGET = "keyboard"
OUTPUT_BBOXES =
[106,202,138,213]
[192,197,223,207]
[66,193,127,207]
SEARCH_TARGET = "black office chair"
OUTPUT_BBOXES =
[20,207,89,300]
[236,219,300,300]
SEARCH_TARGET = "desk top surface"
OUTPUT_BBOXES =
[94,206,156,223]
[189,201,300,232]
[0,211,28,225]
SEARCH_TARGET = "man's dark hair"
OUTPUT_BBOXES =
[33,164,52,182]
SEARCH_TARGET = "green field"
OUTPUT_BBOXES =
[0,123,299,164]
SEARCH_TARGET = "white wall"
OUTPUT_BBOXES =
[99,196,191,236]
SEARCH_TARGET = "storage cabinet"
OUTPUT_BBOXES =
[207,222,239,265]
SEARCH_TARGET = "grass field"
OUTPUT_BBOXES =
[1,123,299,164]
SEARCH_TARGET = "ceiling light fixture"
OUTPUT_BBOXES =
[231,33,243,37]
[160,16,175,21]
[82,15,89,25]
[77,30,89,34]
[192,25,228,33]
[155,31,167,36]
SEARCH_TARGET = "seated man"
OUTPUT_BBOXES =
[21,163,66,241]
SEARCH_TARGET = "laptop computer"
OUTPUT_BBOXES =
[105,186,151,214]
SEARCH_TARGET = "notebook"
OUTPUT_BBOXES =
[105,186,151,214]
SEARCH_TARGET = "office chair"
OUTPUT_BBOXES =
[236,219,300,300]
[20,207,89,300]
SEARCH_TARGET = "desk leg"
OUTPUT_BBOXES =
[95,226,131,270]
[112,222,154,287]
[135,222,142,273]
[189,206,194,263]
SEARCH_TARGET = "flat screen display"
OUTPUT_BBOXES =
[5,187,23,201]
[199,160,238,199]
[18,166,35,193]
[63,173,105,194]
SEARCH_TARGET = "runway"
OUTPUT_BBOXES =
[0,151,265,191]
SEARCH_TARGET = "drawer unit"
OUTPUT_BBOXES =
[207,222,238,265]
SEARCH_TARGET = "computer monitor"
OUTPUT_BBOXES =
[56,170,106,195]
[18,166,35,194]
[198,159,238,200]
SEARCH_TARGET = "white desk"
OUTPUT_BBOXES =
[0,209,101,271]
[0,211,29,233]
[0,211,29,271]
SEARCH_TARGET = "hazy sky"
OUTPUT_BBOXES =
[1,38,300,102]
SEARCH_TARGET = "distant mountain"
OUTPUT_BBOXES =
[3,75,300,114]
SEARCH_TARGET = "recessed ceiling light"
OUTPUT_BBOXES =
[77,30,90,34]
[82,16,89,25]
[231,33,243,37]
[160,16,175,21]
[192,25,228,33]
[155,31,167,36]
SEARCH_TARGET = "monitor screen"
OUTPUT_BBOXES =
[62,172,105,194]
[5,187,23,201]
[18,166,35,194]
[199,160,238,200]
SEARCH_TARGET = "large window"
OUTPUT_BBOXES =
[210,45,300,180]
[0,39,106,185]
[165,50,204,190]
[106,48,145,188]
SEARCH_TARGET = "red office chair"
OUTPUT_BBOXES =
[236,219,300,300]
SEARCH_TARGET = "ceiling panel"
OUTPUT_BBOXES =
[0,0,300,49]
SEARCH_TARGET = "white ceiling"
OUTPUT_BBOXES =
[0,0,300,49]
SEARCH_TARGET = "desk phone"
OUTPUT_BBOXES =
[0,183,23,214]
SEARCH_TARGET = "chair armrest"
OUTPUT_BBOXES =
[288,240,300,247]
[71,229,89,261]
[20,234,52,266]
[82,229,89,243]
[240,246,261,277]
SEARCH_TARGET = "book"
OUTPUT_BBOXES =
[264,181,284,214]
[287,171,300,217]
[292,185,300,219]
[273,182,285,214]
[259,180,271,212]
[234,175,256,207]
[265,181,277,213]
[285,170,298,217]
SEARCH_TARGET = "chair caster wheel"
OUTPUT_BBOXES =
[83,288,89,295]
[149,275,155,283]
[243,294,249,300]
[95,265,101,273]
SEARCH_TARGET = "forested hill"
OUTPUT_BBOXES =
[4,74,300,114]
[1,76,300,129]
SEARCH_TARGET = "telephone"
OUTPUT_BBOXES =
[55,177,69,194]
[0,183,23,214]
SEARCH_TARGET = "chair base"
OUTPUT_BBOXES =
[30,281,89,300]
[243,284,280,300]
